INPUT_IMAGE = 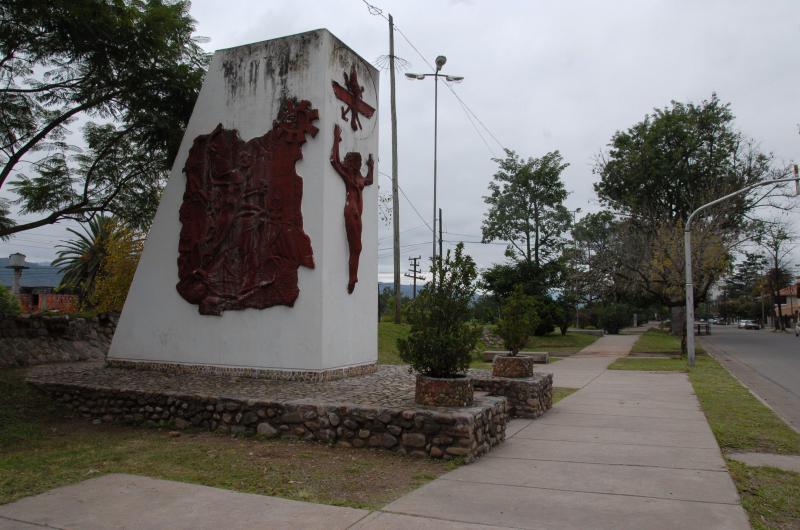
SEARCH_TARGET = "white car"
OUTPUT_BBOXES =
[738,320,759,330]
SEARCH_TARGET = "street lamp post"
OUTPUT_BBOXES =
[570,208,582,328]
[406,56,464,265]
[685,173,800,367]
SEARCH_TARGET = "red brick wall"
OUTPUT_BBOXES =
[14,293,79,314]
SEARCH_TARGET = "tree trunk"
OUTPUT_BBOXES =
[670,306,685,337]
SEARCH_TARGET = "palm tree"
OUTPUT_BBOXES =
[52,216,117,304]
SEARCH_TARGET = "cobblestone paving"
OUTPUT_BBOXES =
[27,362,419,408]
[26,363,512,409]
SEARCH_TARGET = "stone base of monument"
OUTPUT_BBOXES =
[470,370,553,419]
[26,364,509,463]
[106,359,378,383]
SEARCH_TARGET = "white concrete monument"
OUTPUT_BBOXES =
[108,29,379,380]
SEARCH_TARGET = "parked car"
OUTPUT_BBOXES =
[795,321,800,337]
[738,320,759,330]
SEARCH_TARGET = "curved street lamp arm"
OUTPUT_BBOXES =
[686,176,799,233]
[685,175,799,367]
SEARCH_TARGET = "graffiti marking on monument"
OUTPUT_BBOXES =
[331,64,375,131]
[330,124,374,294]
[177,100,319,315]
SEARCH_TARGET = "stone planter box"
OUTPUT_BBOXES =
[415,374,473,407]
[483,350,549,364]
[471,371,553,419]
[492,355,534,378]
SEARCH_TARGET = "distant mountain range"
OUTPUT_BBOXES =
[0,257,63,288]
[378,282,423,298]
[0,262,424,293]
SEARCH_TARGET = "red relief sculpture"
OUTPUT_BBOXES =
[332,64,375,131]
[330,124,374,294]
[176,99,319,315]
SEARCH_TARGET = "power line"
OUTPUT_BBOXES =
[379,171,431,231]
[359,0,506,155]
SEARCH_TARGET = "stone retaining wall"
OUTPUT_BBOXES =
[472,372,553,419]
[0,313,117,367]
[32,382,508,463]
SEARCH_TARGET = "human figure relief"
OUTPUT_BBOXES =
[330,124,373,293]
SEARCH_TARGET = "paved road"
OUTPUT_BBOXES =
[701,325,800,432]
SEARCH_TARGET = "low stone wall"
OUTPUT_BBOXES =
[0,313,117,368]
[32,382,508,463]
[471,371,553,419]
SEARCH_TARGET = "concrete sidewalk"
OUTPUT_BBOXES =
[538,334,638,388]
[383,369,750,529]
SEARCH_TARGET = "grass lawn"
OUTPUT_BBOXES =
[377,322,410,365]
[630,328,704,354]
[0,369,450,509]
[378,322,597,366]
[553,387,577,404]
[523,332,598,353]
[608,352,800,529]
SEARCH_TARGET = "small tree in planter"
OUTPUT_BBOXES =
[399,243,480,406]
[493,285,539,377]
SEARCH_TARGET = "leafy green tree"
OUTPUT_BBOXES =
[52,215,116,304]
[593,95,778,344]
[595,94,773,227]
[398,243,480,377]
[0,284,20,316]
[482,149,571,268]
[0,0,207,237]
[597,303,631,334]
[496,285,539,355]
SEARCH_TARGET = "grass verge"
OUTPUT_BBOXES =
[630,328,704,354]
[608,353,800,529]
[553,387,577,404]
[727,460,800,530]
[0,369,449,509]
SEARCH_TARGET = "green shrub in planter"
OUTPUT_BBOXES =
[495,285,539,355]
[398,243,480,377]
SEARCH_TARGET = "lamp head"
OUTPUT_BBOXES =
[405,73,425,80]
[435,55,447,71]
[445,75,464,82]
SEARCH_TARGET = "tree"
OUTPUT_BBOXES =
[482,149,571,268]
[398,243,481,377]
[595,94,773,227]
[754,219,795,330]
[91,221,143,312]
[52,215,116,304]
[495,285,539,355]
[597,303,631,334]
[594,95,780,345]
[0,0,207,237]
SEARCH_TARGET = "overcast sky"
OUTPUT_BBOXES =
[2,0,799,282]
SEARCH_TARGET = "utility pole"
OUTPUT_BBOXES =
[405,256,424,299]
[438,207,443,259]
[388,14,401,324]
